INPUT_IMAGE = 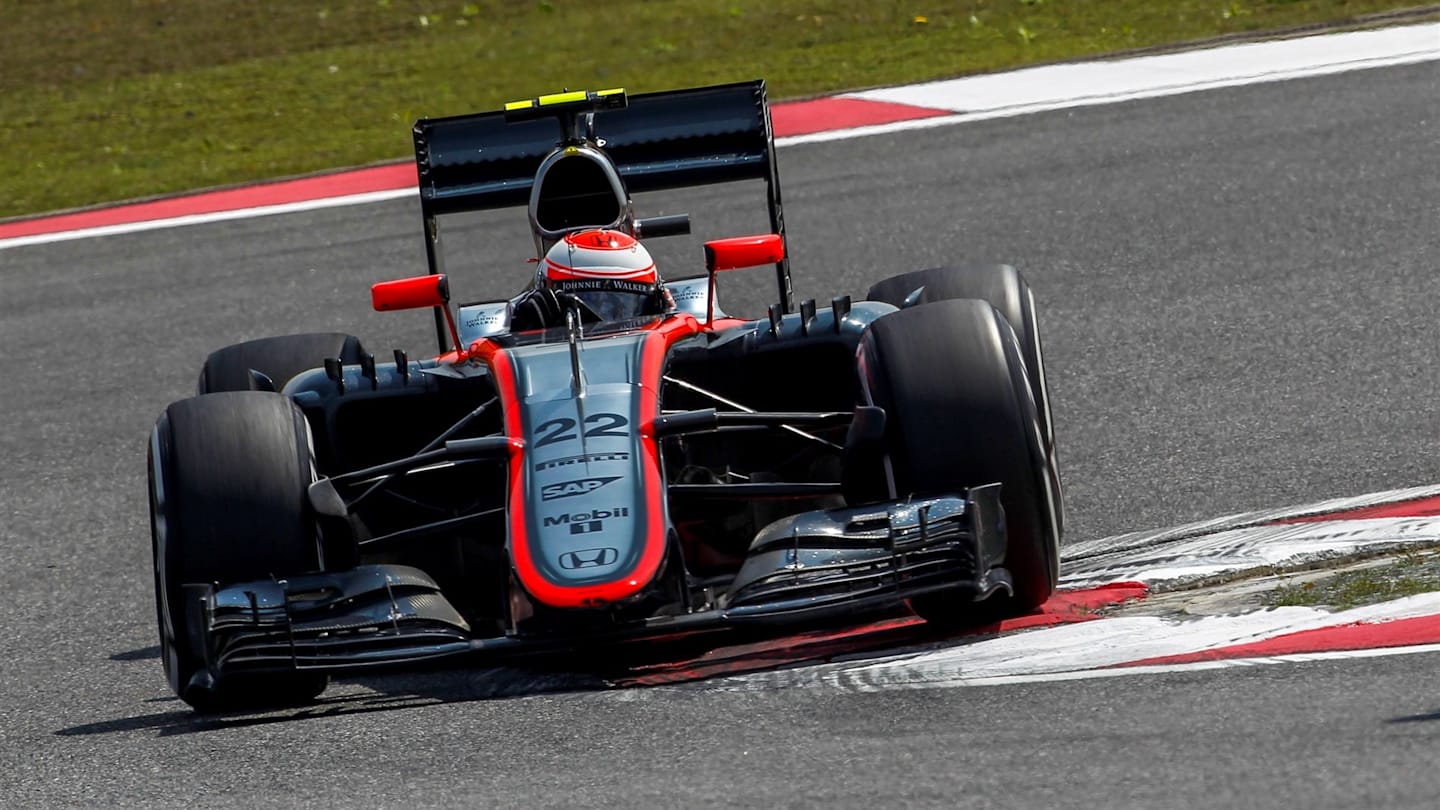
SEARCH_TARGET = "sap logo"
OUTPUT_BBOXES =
[543,508,629,535]
[541,476,620,501]
[558,547,619,570]
[534,452,629,472]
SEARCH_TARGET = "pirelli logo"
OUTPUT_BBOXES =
[535,452,629,471]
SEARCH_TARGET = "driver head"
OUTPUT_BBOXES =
[541,230,666,321]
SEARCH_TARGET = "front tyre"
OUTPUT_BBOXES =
[198,332,366,394]
[868,265,1062,537]
[149,391,328,712]
[856,298,1061,621]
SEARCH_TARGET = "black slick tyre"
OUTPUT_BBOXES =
[857,298,1060,621]
[867,264,1062,537]
[198,332,366,394]
[148,391,328,712]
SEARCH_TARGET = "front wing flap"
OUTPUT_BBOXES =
[186,566,474,677]
[720,483,1011,620]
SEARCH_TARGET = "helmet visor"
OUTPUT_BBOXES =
[553,278,657,321]
[571,289,653,321]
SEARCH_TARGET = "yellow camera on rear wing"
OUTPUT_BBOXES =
[502,88,627,123]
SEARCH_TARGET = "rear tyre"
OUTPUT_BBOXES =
[868,266,1061,532]
[856,299,1060,621]
[149,391,329,712]
[198,332,366,394]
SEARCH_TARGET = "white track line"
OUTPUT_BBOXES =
[946,643,1440,689]
[1063,516,1440,590]
[0,188,414,251]
[782,47,1439,146]
[701,594,1440,693]
[696,643,1440,693]
[1067,482,1440,559]
[849,22,1440,114]
[786,23,1440,145]
[1,23,1436,252]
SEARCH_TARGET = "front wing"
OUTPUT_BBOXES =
[181,486,1010,686]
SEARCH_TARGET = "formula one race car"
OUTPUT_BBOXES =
[147,81,1063,711]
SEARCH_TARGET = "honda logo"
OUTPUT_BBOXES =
[558,547,619,570]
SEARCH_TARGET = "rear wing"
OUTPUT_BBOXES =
[411,80,793,345]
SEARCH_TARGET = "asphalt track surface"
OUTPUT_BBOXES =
[2,61,1439,807]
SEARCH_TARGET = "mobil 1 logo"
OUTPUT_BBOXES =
[543,507,629,536]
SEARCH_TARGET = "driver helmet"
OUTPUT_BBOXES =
[541,230,665,321]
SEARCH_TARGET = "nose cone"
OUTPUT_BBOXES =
[504,332,667,608]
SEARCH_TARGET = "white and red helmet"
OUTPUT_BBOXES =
[541,229,664,320]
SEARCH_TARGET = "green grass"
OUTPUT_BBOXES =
[0,0,1431,219]
[1266,551,1440,609]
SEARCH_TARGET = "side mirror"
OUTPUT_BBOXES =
[703,234,785,273]
[371,274,465,359]
[372,274,450,312]
[701,235,785,326]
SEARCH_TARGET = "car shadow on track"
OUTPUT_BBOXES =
[1388,709,1440,724]
[61,617,1001,737]
[108,645,161,662]
[54,667,610,738]
[66,588,1132,737]
[54,699,444,738]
